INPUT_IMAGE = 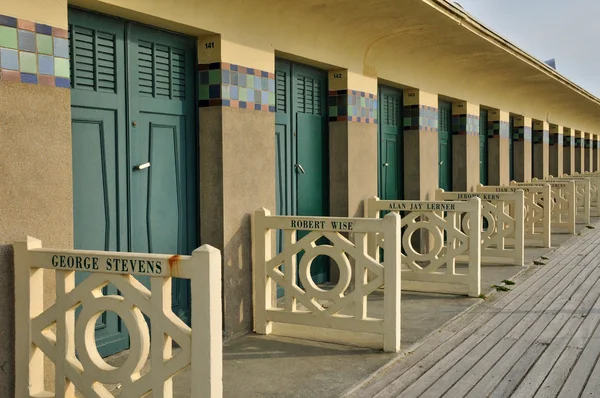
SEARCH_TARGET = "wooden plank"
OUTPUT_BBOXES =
[418,244,600,398]
[465,261,600,398]
[557,310,600,397]
[374,231,600,398]
[354,226,600,398]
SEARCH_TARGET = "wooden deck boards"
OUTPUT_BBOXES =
[349,227,600,398]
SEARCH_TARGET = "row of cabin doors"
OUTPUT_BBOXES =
[69,8,198,357]
[378,95,492,196]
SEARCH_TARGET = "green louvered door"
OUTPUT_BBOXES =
[479,109,489,185]
[127,22,197,323]
[69,8,197,357]
[438,101,452,191]
[275,59,329,286]
[378,86,403,200]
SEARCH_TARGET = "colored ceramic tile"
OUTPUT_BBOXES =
[38,54,54,75]
[246,89,254,103]
[254,89,261,104]
[20,72,37,84]
[54,57,69,78]
[0,15,17,28]
[17,19,35,31]
[238,73,246,88]
[329,106,338,117]
[230,85,239,100]
[221,70,230,84]
[19,51,37,74]
[0,48,19,70]
[239,87,247,101]
[53,37,69,58]
[246,75,254,89]
[231,71,238,86]
[261,77,268,91]
[52,27,68,39]
[260,91,268,105]
[208,69,220,84]
[18,29,36,52]
[209,84,220,99]
[0,26,18,49]
[35,23,52,35]
[0,69,20,82]
[38,75,55,86]
[221,85,230,100]
[198,85,209,100]
[36,34,53,55]
[199,71,209,85]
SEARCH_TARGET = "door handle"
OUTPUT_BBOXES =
[296,164,306,174]
[439,161,444,165]
[383,163,389,167]
[133,162,151,171]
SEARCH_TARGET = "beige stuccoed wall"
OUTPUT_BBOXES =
[451,101,479,192]
[488,110,510,186]
[532,120,550,179]
[563,128,576,175]
[549,125,564,177]
[404,89,439,200]
[0,0,71,392]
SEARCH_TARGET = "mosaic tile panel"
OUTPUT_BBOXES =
[533,129,550,144]
[597,140,600,149]
[512,126,532,142]
[0,14,69,87]
[403,105,438,132]
[328,90,378,124]
[198,62,275,112]
[487,120,510,139]
[452,114,479,136]
[564,136,573,147]
[550,134,563,145]
[574,137,582,147]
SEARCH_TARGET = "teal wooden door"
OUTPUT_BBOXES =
[275,59,329,285]
[479,109,488,185]
[378,86,404,200]
[438,101,452,191]
[69,8,197,357]
[127,23,197,322]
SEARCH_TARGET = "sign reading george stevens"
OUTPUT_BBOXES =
[31,250,188,277]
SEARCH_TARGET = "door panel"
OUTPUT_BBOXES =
[128,23,197,323]
[438,102,452,191]
[297,113,328,217]
[275,59,328,287]
[69,9,130,357]
[379,86,403,200]
[479,109,488,185]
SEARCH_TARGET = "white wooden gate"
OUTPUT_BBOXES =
[476,184,552,248]
[252,209,402,353]
[435,190,525,266]
[364,197,482,298]
[526,179,577,233]
[552,174,598,218]
[14,237,222,398]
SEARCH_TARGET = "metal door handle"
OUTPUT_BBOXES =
[439,161,444,165]
[296,164,306,174]
[134,162,151,171]
[383,163,389,167]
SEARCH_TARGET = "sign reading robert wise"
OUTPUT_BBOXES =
[260,214,399,233]
[26,249,189,277]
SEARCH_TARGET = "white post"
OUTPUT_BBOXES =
[252,208,272,335]
[14,237,45,397]
[514,190,526,266]
[468,197,482,297]
[542,184,552,248]
[382,212,401,353]
[191,245,223,398]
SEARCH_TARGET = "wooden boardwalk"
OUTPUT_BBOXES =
[348,226,600,398]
